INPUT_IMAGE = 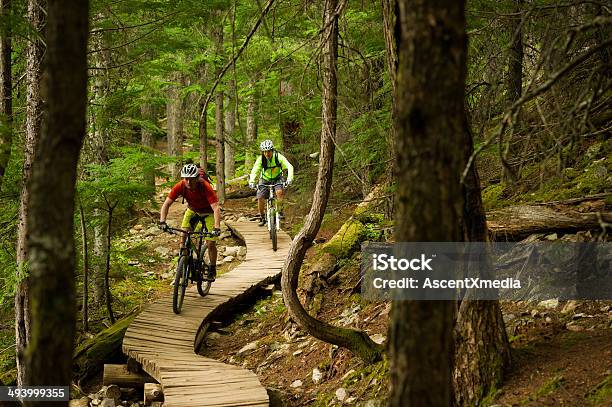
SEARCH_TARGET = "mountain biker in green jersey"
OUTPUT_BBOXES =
[248,140,294,226]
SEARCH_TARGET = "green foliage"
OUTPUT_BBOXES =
[532,374,565,399]
[78,146,164,209]
[586,375,612,406]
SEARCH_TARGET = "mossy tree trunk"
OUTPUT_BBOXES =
[15,0,45,386]
[453,123,511,407]
[24,0,88,394]
[280,0,383,365]
[390,0,467,405]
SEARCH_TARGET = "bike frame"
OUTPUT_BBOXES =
[258,182,284,232]
[166,219,214,280]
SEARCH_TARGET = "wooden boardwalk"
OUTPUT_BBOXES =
[122,221,291,407]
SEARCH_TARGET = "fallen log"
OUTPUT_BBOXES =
[103,364,155,388]
[144,383,163,405]
[226,188,256,199]
[73,316,134,386]
[487,204,611,240]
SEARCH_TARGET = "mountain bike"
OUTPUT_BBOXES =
[257,182,286,251]
[162,215,216,314]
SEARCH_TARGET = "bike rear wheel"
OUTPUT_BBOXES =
[269,211,278,251]
[197,246,211,296]
[173,255,189,314]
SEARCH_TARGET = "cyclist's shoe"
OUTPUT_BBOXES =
[206,266,217,282]
[258,216,267,227]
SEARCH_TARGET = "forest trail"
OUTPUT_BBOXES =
[121,219,292,406]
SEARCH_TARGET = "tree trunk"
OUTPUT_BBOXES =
[245,84,257,171]
[92,211,106,305]
[167,72,184,179]
[279,80,301,169]
[280,0,382,365]
[502,0,524,181]
[90,23,110,307]
[105,199,117,324]
[15,0,45,386]
[24,0,88,394]
[390,0,467,405]
[224,79,236,179]
[141,104,156,191]
[198,66,208,170]
[381,0,398,218]
[0,0,12,188]
[505,0,523,109]
[199,100,208,170]
[79,203,89,332]
[214,24,225,202]
[453,122,511,406]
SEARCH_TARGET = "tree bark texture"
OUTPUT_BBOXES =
[214,24,225,202]
[24,0,88,394]
[245,84,257,171]
[15,0,45,386]
[453,122,511,407]
[0,0,12,188]
[280,0,383,365]
[224,79,236,179]
[390,0,467,405]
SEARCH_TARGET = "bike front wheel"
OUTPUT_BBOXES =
[197,246,211,296]
[269,212,278,251]
[173,255,189,314]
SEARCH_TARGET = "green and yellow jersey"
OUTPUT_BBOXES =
[249,151,294,184]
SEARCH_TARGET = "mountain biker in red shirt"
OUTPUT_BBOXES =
[159,164,222,281]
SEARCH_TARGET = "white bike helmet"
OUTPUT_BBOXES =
[260,139,274,151]
[180,163,198,178]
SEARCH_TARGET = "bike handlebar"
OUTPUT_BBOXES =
[253,182,288,190]
[163,226,218,237]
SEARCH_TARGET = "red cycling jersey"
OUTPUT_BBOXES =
[168,178,218,213]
